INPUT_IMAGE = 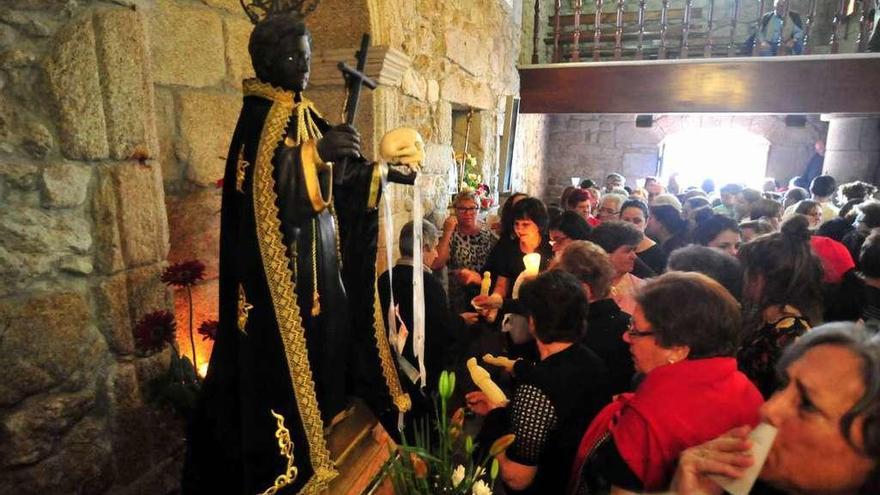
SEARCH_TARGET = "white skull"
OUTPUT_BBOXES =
[379,127,425,169]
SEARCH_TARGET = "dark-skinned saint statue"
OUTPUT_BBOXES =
[183,3,411,493]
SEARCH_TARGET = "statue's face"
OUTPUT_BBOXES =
[274,34,311,92]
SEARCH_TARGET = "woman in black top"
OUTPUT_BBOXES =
[620,199,667,275]
[466,271,611,494]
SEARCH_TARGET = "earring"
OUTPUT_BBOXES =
[667,357,676,364]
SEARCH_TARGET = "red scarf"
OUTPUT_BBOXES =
[569,357,763,492]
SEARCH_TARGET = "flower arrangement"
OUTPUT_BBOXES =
[456,153,494,210]
[130,259,214,418]
[384,370,513,494]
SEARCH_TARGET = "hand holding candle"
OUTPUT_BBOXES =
[523,253,541,276]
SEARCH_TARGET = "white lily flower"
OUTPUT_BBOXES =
[451,465,466,487]
[472,479,492,495]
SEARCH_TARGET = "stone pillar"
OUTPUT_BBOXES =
[822,115,880,183]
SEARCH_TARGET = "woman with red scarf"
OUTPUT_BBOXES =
[569,272,764,494]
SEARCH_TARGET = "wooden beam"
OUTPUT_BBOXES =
[519,54,880,114]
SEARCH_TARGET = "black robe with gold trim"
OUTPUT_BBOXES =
[183,79,407,495]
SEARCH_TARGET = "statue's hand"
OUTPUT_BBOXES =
[317,124,361,163]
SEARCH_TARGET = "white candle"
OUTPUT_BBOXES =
[523,253,541,276]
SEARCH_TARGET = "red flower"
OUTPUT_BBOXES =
[198,320,219,341]
[133,310,177,353]
[161,260,206,288]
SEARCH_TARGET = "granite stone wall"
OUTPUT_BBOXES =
[0,2,181,493]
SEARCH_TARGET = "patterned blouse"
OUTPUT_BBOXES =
[738,312,811,399]
[447,225,498,313]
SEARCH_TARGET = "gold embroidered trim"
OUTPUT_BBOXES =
[366,162,383,210]
[235,146,249,193]
[372,278,411,414]
[252,97,337,493]
[259,410,299,495]
[237,285,252,334]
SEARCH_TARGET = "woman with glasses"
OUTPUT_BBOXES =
[434,191,499,314]
[569,272,763,494]
[596,193,627,224]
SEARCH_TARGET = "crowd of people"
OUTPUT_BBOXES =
[378,170,880,494]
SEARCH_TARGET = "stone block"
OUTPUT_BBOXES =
[134,347,172,385]
[861,119,880,151]
[108,362,142,412]
[177,90,241,187]
[200,0,240,12]
[427,79,440,103]
[112,163,169,267]
[0,387,96,468]
[223,17,254,89]
[94,8,159,161]
[0,48,37,69]
[21,122,53,159]
[43,12,109,160]
[127,263,173,327]
[400,69,427,101]
[434,101,452,144]
[422,143,454,176]
[58,255,93,276]
[148,0,226,87]
[93,272,135,355]
[40,162,91,208]
[308,0,371,50]
[154,87,181,188]
[444,27,487,77]
[166,189,222,279]
[0,160,40,190]
[92,166,125,274]
[440,71,494,110]
[622,152,659,179]
[0,416,114,495]
[0,292,106,406]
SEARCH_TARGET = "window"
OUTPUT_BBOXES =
[659,128,770,190]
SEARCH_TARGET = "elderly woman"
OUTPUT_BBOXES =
[738,215,824,398]
[570,272,764,494]
[589,221,648,315]
[672,323,880,495]
[597,193,628,223]
[557,241,635,395]
[620,199,667,275]
[466,271,611,494]
[434,191,499,314]
[566,188,599,226]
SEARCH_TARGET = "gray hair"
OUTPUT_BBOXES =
[601,193,628,210]
[777,322,880,494]
[453,191,479,208]
[399,220,439,258]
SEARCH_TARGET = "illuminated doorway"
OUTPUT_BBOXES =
[659,128,770,190]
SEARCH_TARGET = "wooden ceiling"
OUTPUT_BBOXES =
[518,54,880,115]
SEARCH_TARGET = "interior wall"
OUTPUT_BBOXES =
[537,113,826,204]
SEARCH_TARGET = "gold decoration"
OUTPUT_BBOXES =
[300,141,333,213]
[310,218,321,317]
[250,81,338,492]
[372,280,411,414]
[238,285,253,334]
[235,147,250,193]
[366,162,383,209]
[259,410,299,495]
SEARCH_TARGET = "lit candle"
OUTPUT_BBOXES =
[523,253,541,276]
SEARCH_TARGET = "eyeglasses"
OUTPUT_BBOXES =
[455,207,478,212]
[598,208,620,216]
[626,320,655,338]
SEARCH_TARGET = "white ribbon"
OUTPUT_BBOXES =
[411,175,427,390]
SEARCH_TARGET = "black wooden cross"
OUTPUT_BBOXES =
[334,34,377,184]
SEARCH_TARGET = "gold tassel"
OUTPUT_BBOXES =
[311,218,321,317]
